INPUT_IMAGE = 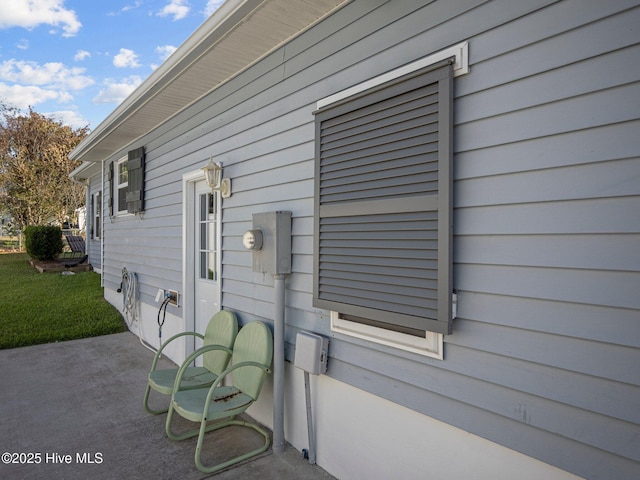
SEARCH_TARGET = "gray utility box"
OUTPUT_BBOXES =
[251,211,292,275]
[294,331,329,375]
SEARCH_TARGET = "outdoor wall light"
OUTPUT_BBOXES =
[202,157,231,198]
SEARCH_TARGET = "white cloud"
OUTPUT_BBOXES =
[113,48,141,68]
[158,0,190,21]
[0,83,60,109]
[0,59,93,90]
[156,45,177,61]
[121,1,143,13]
[0,59,93,113]
[0,0,81,37]
[56,90,74,103]
[74,50,91,62]
[16,39,29,50]
[45,109,89,128]
[204,0,225,17]
[92,76,143,104]
[108,1,143,17]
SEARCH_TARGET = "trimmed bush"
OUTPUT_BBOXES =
[24,226,64,261]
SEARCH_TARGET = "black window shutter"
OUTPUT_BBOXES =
[108,162,114,217]
[126,146,145,214]
[313,59,454,335]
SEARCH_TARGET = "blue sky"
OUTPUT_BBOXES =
[0,0,224,130]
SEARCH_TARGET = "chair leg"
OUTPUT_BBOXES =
[143,384,169,415]
[165,402,199,441]
[194,419,271,474]
[165,402,228,441]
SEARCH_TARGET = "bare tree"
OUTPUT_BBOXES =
[0,106,89,228]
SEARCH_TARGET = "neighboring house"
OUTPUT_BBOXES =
[69,1,640,479]
[0,211,11,236]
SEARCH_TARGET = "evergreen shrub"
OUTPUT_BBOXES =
[24,226,64,261]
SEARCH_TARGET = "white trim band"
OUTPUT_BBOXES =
[317,41,468,110]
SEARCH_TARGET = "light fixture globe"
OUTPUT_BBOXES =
[202,158,222,189]
[202,157,231,198]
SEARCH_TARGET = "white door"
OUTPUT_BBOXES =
[193,181,221,362]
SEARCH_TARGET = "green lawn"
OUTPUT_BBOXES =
[0,253,127,349]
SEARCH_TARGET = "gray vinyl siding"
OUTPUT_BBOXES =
[100,1,640,478]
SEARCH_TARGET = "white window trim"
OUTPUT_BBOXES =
[331,312,444,360]
[114,156,129,216]
[321,41,469,360]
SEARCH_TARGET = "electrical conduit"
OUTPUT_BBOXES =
[272,273,286,454]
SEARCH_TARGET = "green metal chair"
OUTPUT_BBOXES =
[143,310,238,415]
[165,321,273,474]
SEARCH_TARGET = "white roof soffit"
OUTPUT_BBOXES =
[69,161,101,181]
[69,0,349,164]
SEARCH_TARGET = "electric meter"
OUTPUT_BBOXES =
[242,229,263,251]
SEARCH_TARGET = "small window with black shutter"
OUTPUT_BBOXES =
[107,146,145,216]
[126,146,145,214]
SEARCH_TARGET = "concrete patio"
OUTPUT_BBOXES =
[0,331,335,480]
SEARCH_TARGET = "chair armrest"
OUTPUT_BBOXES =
[149,331,204,372]
[172,344,234,392]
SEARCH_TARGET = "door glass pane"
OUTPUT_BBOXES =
[200,251,207,279]
[200,193,207,221]
[207,252,215,280]
[200,222,207,251]
[198,192,217,281]
[208,221,215,251]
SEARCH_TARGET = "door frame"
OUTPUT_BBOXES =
[182,169,222,359]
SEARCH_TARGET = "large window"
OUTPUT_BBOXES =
[313,43,468,357]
